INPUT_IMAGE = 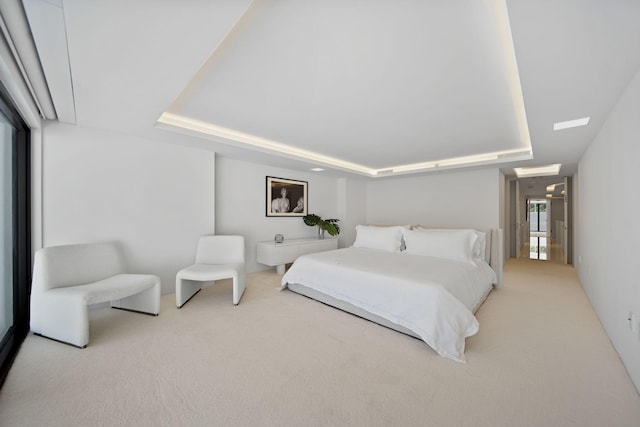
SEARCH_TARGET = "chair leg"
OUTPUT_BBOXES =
[176,278,203,308]
[232,271,246,305]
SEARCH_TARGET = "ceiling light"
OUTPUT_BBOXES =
[553,117,590,131]
[310,168,324,172]
[546,184,556,192]
[514,164,561,178]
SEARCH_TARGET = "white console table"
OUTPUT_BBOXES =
[257,237,338,274]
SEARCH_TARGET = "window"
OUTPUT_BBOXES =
[0,83,30,388]
[529,201,547,232]
[529,235,548,260]
[529,200,548,260]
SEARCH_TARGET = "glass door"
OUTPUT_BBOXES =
[0,85,30,387]
[0,111,13,348]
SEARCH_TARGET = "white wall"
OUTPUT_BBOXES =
[337,177,368,248]
[214,157,350,272]
[41,123,215,294]
[365,168,501,228]
[505,178,517,258]
[504,179,513,258]
[549,198,564,240]
[577,66,640,392]
[499,171,506,259]
[572,172,579,266]
[517,179,528,256]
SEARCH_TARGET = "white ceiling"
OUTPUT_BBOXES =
[23,0,640,186]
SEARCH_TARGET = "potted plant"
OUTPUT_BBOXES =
[303,214,340,239]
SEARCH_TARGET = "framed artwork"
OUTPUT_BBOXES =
[266,176,307,217]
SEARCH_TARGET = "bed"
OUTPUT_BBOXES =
[281,226,503,363]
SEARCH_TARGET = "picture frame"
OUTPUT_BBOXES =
[266,176,308,217]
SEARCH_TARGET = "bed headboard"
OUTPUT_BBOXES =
[488,228,504,289]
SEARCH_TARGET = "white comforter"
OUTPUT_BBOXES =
[281,247,497,362]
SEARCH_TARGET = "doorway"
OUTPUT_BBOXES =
[509,177,571,265]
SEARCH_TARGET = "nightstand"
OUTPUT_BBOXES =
[257,237,338,274]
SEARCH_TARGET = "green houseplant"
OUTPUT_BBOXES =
[303,214,340,239]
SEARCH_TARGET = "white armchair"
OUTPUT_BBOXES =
[29,242,161,348]
[176,235,246,308]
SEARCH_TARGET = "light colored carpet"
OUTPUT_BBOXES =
[1,258,639,426]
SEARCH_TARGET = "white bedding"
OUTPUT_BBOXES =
[281,247,497,363]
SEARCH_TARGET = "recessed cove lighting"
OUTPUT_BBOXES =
[553,117,590,131]
[157,112,533,178]
[514,164,561,178]
[157,112,374,175]
[310,168,324,172]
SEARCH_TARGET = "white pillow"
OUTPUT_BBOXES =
[353,225,404,253]
[402,228,477,263]
[411,227,487,262]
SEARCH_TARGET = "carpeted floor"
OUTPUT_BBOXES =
[0,258,639,426]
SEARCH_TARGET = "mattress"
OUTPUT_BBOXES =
[281,247,497,362]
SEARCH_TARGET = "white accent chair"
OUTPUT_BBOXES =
[30,242,161,348]
[176,235,246,308]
